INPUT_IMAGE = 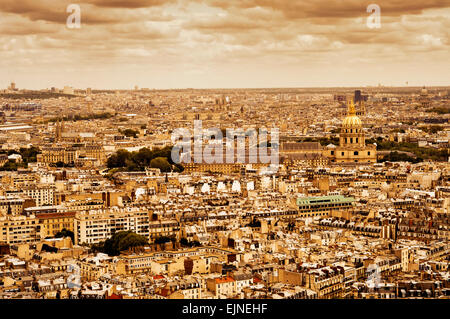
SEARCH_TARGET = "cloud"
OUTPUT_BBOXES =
[0,0,176,24]
[86,0,175,8]
[0,0,449,89]
[202,0,450,19]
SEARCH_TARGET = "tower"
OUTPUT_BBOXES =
[354,90,361,103]
[55,120,61,141]
[55,118,65,142]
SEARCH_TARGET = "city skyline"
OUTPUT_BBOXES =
[0,0,449,304]
[4,82,450,92]
[1,0,449,89]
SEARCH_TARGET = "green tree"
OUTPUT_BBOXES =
[0,160,26,171]
[133,148,153,167]
[106,146,183,172]
[55,228,74,242]
[120,128,139,138]
[99,231,148,256]
[55,161,65,168]
[150,157,172,172]
[107,149,131,168]
[180,237,189,247]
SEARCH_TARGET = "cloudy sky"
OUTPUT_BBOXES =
[1,0,449,89]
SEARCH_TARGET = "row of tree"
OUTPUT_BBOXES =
[106,146,184,172]
[374,140,448,162]
[48,112,114,122]
[425,107,450,115]
[379,151,423,164]
[91,231,148,256]
[89,232,203,256]
[180,237,201,247]
[119,128,139,138]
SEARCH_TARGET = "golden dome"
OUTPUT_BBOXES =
[342,115,362,127]
[342,99,362,127]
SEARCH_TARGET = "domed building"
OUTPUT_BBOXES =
[419,86,431,107]
[324,99,377,163]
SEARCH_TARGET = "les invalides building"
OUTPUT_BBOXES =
[324,99,377,163]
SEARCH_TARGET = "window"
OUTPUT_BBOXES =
[368,151,371,155]
[354,151,359,155]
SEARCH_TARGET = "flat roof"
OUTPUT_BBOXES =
[297,195,355,205]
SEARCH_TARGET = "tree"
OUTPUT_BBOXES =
[173,163,184,173]
[19,146,40,163]
[106,146,179,172]
[107,149,131,168]
[55,228,74,242]
[179,238,201,247]
[99,231,148,256]
[150,157,171,172]
[180,237,189,247]
[380,151,422,164]
[133,148,153,167]
[0,160,26,171]
[120,128,139,138]
[154,236,172,244]
[55,161,65,168]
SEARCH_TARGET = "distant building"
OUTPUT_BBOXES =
[354,90,362,103]
[63,86,74,95]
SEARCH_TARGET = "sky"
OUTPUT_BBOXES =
[0,0,449,90]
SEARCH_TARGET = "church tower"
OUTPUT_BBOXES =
[55,119,61,141]
[55,118,65,142]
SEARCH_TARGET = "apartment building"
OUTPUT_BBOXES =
[21,186,55,207]
[206,276,236,299]
[79,254,114,281]
[304,266,345,299]
[0,215,41,245]
[1,172,38,188]
[74,208,151,245]
[148,219,180,243]
[115,247,235,275]
[0,197,24,216]
[36,212,76,238]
